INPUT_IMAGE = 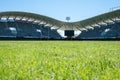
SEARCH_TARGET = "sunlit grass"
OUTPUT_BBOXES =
[0,41,119,80]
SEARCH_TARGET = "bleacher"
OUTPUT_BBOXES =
[0,22,15,37]
[76,21,120,39]
[0,20,62,39]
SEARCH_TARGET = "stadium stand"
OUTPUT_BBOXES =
[0,9,120,40]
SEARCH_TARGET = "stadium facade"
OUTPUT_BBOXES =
[0,10,120,40]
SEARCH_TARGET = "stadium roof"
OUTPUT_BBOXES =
[0,9,120,30]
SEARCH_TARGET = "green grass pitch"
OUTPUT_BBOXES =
[0,41,119,80]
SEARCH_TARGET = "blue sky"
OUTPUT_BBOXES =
[0,0,119,22]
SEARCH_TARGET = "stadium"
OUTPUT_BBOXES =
[0,9,120,40]
[1,0,120,79]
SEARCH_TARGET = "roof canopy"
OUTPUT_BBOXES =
[0,9,120,30]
